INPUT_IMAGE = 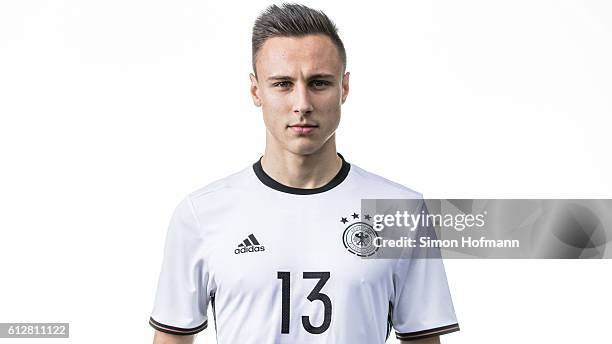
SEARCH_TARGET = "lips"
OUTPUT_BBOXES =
[288,124,318,135]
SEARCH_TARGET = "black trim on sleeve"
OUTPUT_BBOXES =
[149,317,208,336]
[396,323,460,341]
[252,152,351,195]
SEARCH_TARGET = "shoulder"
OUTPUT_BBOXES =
[348,163,423,199]
[185,165,255,206]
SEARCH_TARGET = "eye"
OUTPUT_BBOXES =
[311,80,331,88]
[273,81,292,88]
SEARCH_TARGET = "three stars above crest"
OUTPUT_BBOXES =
[340,212,372,224]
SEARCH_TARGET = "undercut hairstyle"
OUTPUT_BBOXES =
[251,3,347,78]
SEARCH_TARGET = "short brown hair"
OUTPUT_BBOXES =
[251,3,347,77]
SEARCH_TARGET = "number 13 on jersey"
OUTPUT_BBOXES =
[277,271,332,335]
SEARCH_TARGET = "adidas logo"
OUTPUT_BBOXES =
[234,234,266,254]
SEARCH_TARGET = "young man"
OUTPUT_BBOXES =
[149,4,459,344]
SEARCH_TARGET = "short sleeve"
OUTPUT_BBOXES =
[149,195,209,336]
[391,200,460,341]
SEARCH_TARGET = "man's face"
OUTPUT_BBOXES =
[250,34,349,156]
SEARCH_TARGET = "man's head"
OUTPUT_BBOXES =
[250,3,350,156]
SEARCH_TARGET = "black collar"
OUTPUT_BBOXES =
[252,153,351,195]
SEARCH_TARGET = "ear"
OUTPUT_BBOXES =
[249,73,262,107]
[341,71,350,104]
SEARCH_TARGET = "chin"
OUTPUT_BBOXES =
[285,141,324,156]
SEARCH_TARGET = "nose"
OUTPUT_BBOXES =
[292,82,314,116]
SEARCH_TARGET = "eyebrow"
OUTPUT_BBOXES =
[266,73,336,82]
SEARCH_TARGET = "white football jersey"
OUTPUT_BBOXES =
[149,154,460,343]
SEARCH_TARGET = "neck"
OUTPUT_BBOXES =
[260,139,342,189]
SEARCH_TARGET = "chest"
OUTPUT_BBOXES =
[201,205,396,297]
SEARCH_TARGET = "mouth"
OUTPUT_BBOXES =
[288,123,318,135]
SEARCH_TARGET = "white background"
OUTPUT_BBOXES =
[1,0,611,343]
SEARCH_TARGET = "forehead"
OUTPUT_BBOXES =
[256,34,342,77]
